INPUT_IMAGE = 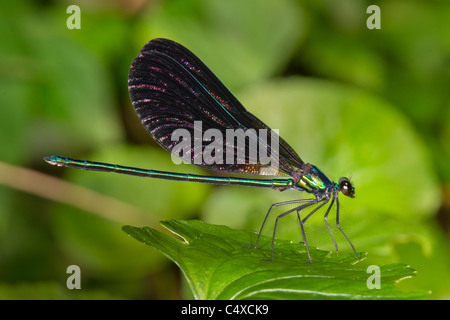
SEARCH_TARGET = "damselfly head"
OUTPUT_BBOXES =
[338,177,355,198]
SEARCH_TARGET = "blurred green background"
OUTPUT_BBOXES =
[0,0,449,299]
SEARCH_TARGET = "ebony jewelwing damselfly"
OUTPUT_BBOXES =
[45,38,359,264]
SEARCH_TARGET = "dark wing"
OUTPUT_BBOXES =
[128,38,304,176]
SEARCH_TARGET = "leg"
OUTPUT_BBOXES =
[323,197,339,256]
[296,210,311,264]
[245,199,314,250]
[301,197,330,225]
[297,198,329,263]
[263,201,318,262]
[335,197,360,261]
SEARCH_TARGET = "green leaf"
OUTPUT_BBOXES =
[123,220,428,300]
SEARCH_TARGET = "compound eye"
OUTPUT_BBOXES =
[339,177,355,198]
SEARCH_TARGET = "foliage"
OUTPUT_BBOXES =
[124,220,427,300]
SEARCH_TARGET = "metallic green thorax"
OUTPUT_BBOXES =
[294,165,331,194]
